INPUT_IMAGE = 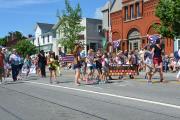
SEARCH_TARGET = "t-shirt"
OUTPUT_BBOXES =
[0,53,4,67]
[9,54,19,65]
[152,44,162,58]
[86,55,94,67]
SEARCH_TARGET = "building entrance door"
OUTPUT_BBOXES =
[128,29,141,51]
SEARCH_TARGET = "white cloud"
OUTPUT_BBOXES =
[0,0,60,8]
[94,7,103,19]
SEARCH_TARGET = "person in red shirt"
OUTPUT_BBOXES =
[0,48,5,83]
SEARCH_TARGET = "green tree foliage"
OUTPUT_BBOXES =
[155,0,180,37]
[0,37,7,46]
[14,40,37,58]
[59,0,85,53]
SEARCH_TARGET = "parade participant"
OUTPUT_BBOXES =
[162,55,169,72]
[38,50,46,78]
[79,46,86,81]
[86,49,95,83]
[0,48,4,83]
[128,50,137,79]
[176,59,180,81]
[17,53,24,80]
[73,44,82,85]
[9,49,19,81]
[101,52,109,83]
[2,48,8,78]
[144,47,153,82]
[95,49,103,82]
[107,52,113,80]
[151,37,164,82]
[116,51,123,79]
[34,55,40,76]
[55,55,61,76]
[47,53,58,84]
[23,54,32,77]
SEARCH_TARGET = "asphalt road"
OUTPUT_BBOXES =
[0,70,180,120]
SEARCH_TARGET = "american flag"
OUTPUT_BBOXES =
[147,34,161,44]
[113,40,120,48]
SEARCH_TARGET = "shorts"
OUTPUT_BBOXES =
[73,64,81,70]
[0,67,4,75]
[49,67,56,71]
[153,57,162,65]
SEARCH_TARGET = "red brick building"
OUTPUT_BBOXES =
[102,0,173,55]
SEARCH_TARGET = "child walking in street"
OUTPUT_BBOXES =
[144,49,153,83]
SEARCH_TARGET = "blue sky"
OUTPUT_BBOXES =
[0,0,107,37]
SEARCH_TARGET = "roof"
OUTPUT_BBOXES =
[111,0,122,13]
[101,0,122,13]
[52,20,61,30]
[101,1,110,12]
[36,23,54,31]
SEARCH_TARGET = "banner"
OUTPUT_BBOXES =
[109,64,137,76]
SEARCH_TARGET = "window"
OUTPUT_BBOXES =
[133,42,138,50]
[136,2,141,17]
[97,25,102,33]
[130,42,132,50]
[125,6,128,20]
[47,35,50,43]
[130,5,134,19]
[178,40,180,50]
[90,43,97,51]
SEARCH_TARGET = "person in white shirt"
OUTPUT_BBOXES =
[9,49,19,81]
[144,50,153,83]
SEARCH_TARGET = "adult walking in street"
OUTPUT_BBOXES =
[38,50,46,78]
[23,54,32,78]
[151,37,164,82]
[0,48,4,83]
[73,44,82,86]
[47,53,58,84]
[17,53,24,80]
[9,49,19,81]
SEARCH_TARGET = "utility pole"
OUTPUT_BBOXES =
[38,37,40,52]
[108,0,112,53]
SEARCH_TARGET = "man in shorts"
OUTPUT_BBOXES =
[0,48,5,83]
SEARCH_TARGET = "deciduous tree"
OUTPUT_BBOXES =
[155,0,180,37]
[59,0,85,53]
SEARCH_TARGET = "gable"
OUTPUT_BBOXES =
[111,0,122,13]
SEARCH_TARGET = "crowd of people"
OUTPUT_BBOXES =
[72,37,180,85]
[0,36,180,85]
